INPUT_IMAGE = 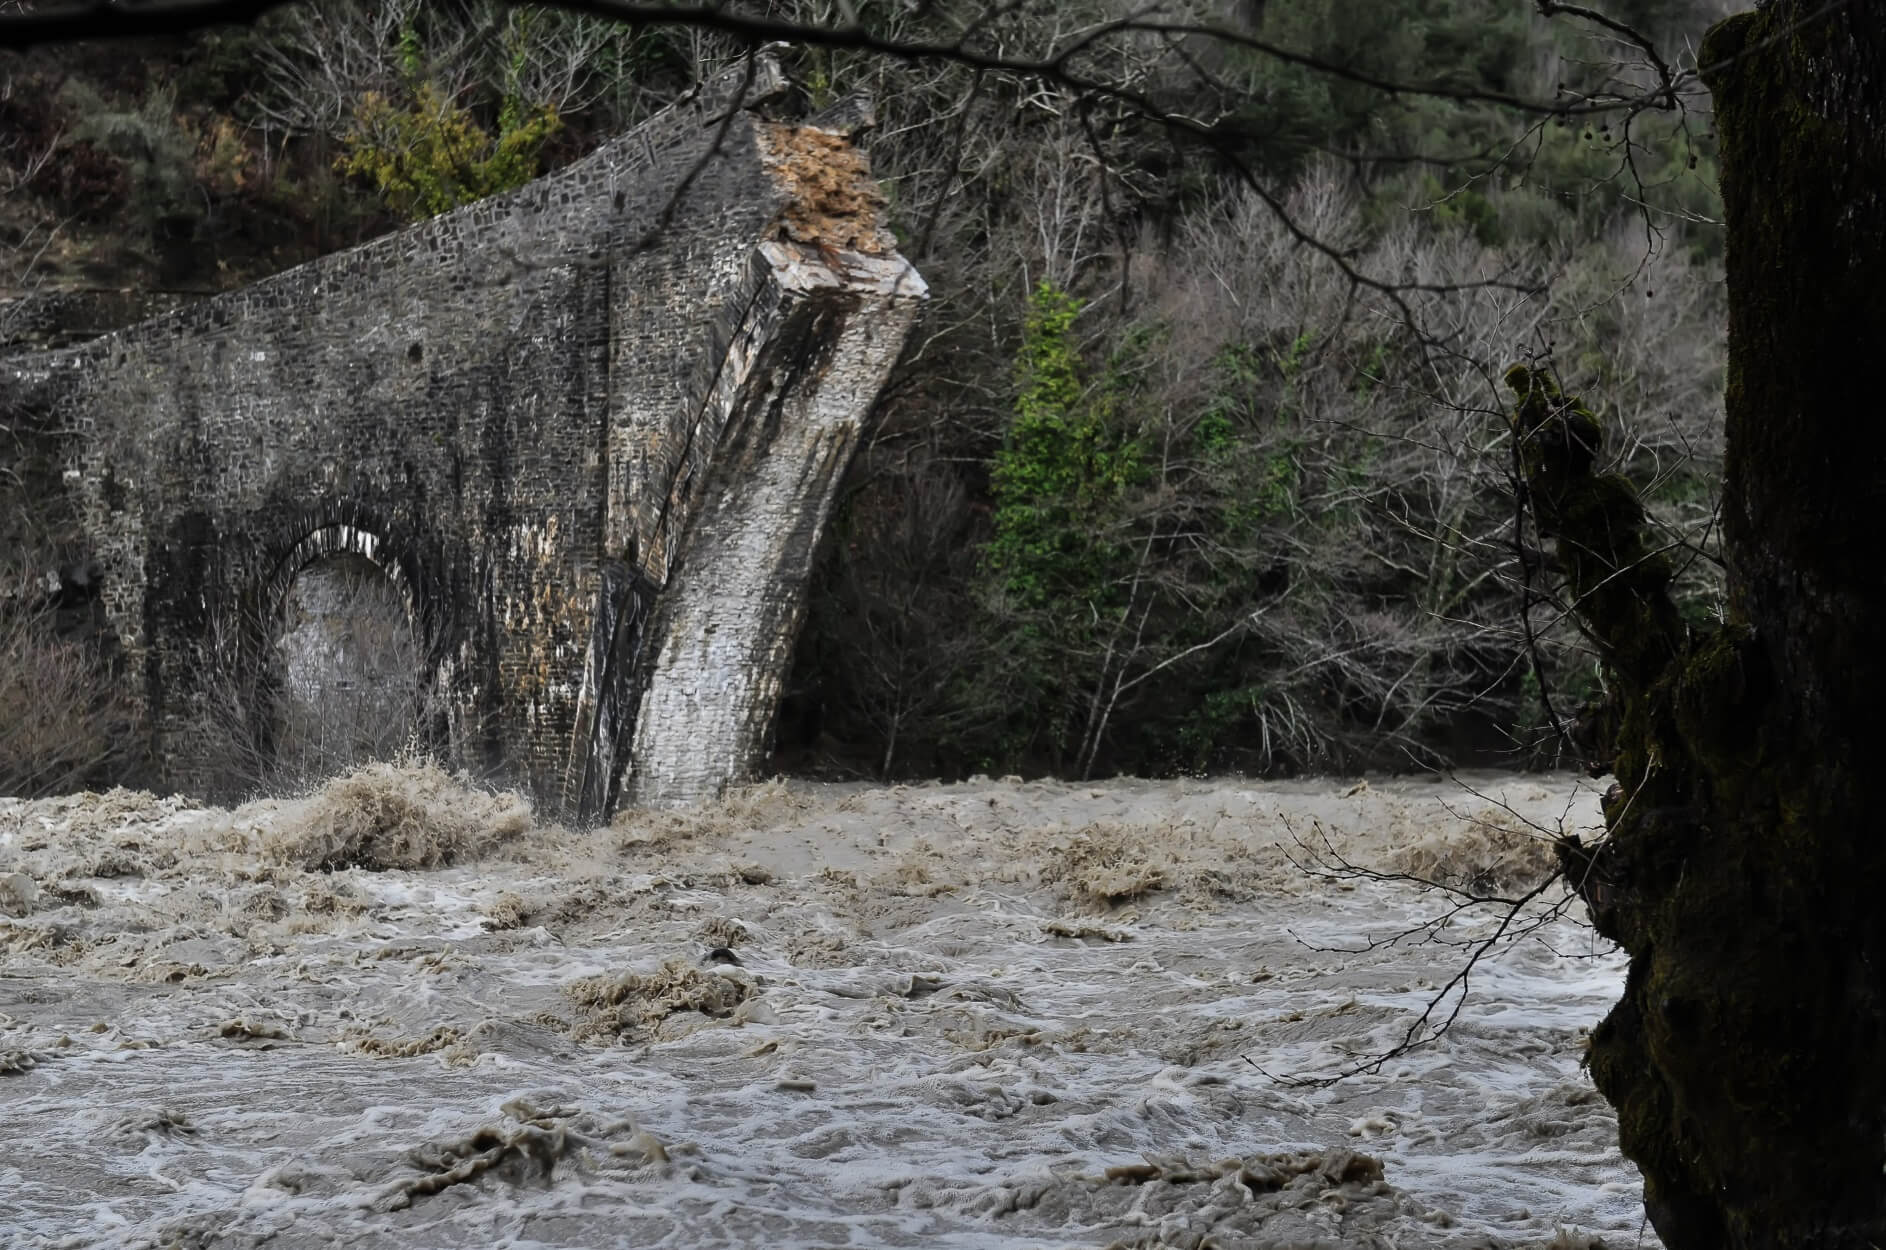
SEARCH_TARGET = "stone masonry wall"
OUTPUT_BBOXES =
[626,242,925,807]
[0,56,925,816]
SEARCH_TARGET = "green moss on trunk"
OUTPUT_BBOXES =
[1513,8,1886,1245]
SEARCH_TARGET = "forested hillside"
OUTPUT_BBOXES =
[1,0,1733,794]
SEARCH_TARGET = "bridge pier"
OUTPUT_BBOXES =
[622,243,923,809]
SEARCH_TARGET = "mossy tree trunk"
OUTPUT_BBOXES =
[1509,6,1886,1246]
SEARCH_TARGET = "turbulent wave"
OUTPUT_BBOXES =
[0,766,1650,1248]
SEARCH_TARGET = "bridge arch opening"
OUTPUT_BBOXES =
[271,552,420,785]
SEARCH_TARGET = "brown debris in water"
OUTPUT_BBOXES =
[347,1025,463,1060]
[217,1018,290,1044]
[695,915,752,946]
[612,779,815,848]
[137,961,211,984]
[0,921,83,958]
[1041,917,1134,942]
[483,892,529,930]
[785,930,851,968]
[1388,812,1559,895]
[269,760,532,872]
[1041,823,1170,908]
[564,959,750,1041]
[378,1102,669,1212]
[0,1048,41,1074]
[36,788,174,840]
[1030,1149,1401,1248]
[379,1123,575,1211]
[0,871,39,916]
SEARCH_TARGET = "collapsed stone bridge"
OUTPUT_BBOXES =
[0,58,925,818]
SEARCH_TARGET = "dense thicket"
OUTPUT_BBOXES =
[768,0,1731,780]
[0,0,1732,793]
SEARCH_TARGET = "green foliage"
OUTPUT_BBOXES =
[337,81,559,221]
[329,10,567,222]
[1216,0,1723,258]
[1489,112,1722,254]
[972,286,1388,775]
[772,0,1729,784]
[1199,344,1301,531]
[1419,175,1503,245]
[1224,0,1531,173]
[985,281,1146,613]
[1353,341,1390,403]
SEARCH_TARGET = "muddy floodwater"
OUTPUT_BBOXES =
[0,768,1655,1249]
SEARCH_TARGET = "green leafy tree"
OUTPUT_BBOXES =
[331,13,563,221]
[1223,0,1531,174]
[986,280,1145,614]
[980,281,1155,769]
[337,80,559,221]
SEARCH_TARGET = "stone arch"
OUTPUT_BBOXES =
[261,517,431,644]
[256,510,441,784]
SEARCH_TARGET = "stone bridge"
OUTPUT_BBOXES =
[0,57,925,818]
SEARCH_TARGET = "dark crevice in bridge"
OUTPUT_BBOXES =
[573,563,660,823]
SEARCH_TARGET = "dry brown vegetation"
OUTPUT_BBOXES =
[0,552,134,800]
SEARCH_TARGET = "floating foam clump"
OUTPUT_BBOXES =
[268,759,533,872]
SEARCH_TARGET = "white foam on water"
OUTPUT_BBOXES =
[0,770,1654,1248]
